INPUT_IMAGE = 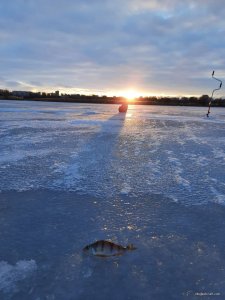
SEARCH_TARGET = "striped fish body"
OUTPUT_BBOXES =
[83,240,133,257]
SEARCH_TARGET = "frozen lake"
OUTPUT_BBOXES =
[0,100,225,299]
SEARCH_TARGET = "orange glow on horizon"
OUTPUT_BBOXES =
[122,90,140,102]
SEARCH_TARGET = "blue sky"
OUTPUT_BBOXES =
[0,0,225,96]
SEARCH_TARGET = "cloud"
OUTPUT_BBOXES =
[0,0,224,96]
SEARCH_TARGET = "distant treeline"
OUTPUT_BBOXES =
[0,89,225,107]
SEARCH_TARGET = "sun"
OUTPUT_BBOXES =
[123,90,139,102]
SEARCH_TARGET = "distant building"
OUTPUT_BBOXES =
[55,91,59,96]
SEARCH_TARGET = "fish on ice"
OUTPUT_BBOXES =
[83,240,136,257]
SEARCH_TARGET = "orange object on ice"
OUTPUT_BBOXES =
[118,103,128,113]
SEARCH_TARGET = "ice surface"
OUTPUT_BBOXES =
[1,100,225,205]
[0,100,225,299]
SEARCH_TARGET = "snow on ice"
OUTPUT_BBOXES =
[0,100,225,204]
[0,260,37,294]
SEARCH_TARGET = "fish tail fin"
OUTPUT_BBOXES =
[126,244,137,251]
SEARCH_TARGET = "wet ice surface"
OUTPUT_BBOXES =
[0,100,225,299]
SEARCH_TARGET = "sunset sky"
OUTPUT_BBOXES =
[0,0,225,97]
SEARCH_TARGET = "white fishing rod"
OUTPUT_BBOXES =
[206,71,222,117]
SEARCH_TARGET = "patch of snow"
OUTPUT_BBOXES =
[213,149,225,161]
[120,183,132,195]
[0,260,37,294]
[210,187,225,204]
